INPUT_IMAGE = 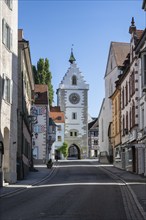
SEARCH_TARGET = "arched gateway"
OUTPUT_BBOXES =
[68,144,80,159]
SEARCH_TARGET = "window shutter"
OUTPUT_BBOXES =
[10,80,13,104]
[10,28,13,51]
[10,0,13,10]
[3,74,6,100]
[144,55,146,86]
[2,19,6,45]
[2,74,5,99]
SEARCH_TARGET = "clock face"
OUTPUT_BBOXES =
[69,93,80,104]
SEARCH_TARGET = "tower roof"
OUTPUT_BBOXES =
[69,48,76,64]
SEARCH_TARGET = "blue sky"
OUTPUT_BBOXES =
[18,0,145,117]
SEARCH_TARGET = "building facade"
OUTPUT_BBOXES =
[17,29,35,179]
[56,51,89,159]
[88,117,99,158]
[0,0,18,185]
[98,42,130,163]
[32,85,49,164]
[49,106,65,160]
[110,81,121,168]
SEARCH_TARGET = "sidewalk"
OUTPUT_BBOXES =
[0,164,53,198]
[101,165,146,215]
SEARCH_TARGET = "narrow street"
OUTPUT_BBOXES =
[0,160,145,220]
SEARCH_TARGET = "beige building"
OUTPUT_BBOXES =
[110,81,121,168]
[0,0,18,185]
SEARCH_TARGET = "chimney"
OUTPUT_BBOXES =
[18,29,24,41]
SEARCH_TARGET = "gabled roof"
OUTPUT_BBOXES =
[88,117,98,130]
[112,42,130,67]
[104,42,130,78]
[49,111,65,123]
[34,84,48,105]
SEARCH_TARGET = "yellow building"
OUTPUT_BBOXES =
[110,81,121,167]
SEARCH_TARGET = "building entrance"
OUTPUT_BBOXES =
[68,144,80,159]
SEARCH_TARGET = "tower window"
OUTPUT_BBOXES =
[72,75,77,85]
[72,112,77,119]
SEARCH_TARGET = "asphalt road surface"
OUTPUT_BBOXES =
[0,160,136,220]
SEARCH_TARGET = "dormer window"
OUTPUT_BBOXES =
[57,116,61,120]
[72,75,77,85]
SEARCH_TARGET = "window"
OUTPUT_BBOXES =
[132,101,135,127]
[57,125,61,131]
[2,74,12,103]
[141,54,146,91]
[57,116,62,120]
[58,136,62,141]
[122,115,125,136]
[122,87,124,109]
[72,75,77,85]
[4,0,13,9]
[141,106,144,129]
[125,82,128,105]
[70,130,78,137]
[2,19,12,50]
[126,111,128,131]
[115,99,117,115]
[33,125,45,133]
[37,107,46,115]
[131,71,135,96]
[70,132,73,136]
[72,112,77,119]
[94,140,98,145]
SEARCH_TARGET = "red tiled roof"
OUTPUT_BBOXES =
[49,111,65,123]
[34,84,48,105]
[50,106,61,112]
[136,30,143,40]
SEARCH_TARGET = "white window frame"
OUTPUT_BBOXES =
[2,18,13,51]
[3,73,12,104]
[141,53,146,91]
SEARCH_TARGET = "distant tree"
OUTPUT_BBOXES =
[33,58,54,106]
[58,142,68,158]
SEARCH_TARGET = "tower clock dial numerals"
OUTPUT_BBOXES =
[69,93,80,104]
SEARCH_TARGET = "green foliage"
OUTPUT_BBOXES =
[58,142,68,158]
[33,58,54,106]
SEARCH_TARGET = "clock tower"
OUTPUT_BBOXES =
[56,50,89,159]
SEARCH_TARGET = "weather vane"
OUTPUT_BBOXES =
[71,44,74,52]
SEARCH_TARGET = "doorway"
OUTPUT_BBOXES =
[68,144,80,159]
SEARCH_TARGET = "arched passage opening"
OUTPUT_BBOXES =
[68,144,80,159]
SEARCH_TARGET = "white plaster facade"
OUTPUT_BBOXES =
[98,42,130,161]
[136,28,146,176]
[57,53,89,159]
[33,105,48,163]
[0,0,18,184]
[51,123,65,160]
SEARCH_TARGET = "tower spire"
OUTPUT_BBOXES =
[129,17,136,34]
[69,45,76,64]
